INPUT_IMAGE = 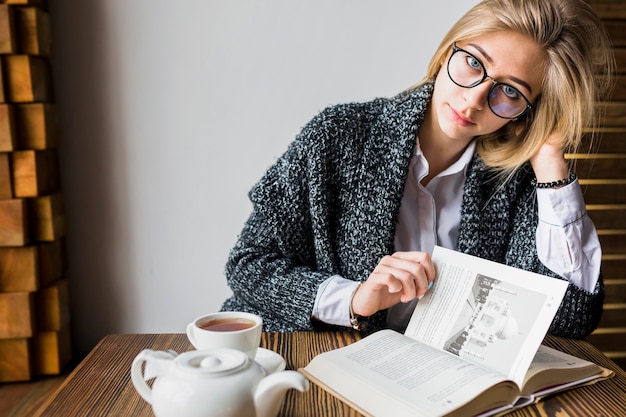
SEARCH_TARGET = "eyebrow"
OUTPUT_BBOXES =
[467,43,533,94]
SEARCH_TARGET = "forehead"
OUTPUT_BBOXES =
[457,31,545,98]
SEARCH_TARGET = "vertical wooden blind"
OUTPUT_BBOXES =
[580,0,626,370]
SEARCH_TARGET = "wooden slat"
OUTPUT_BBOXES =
[598,231,626,254]
[1,0,47,8]
[581,129,626,153]
[587,205,626,229]
[598,303,626,327]
[601,256,626,279]
[14,7,51,57]
[0,198,29,246]
[614,48,626,74]
[571,154,626,179]
[29,192,65,242]
[0,58,5,103]
[0,152,11,198]
[580,181,626,204]
[0,338,32,382]
[598,102,626,126]
[587,0,626,19]
[602,20,626,47]
[38,239,65,287]
[14,103,58,149]
[605,279,626,304]
[0,245,38,292]
[0,291,35,339]
[0,4,15,54]
[11,149,60,197]
[600,74,626,100]
[34,324,71,375]
[0,103,17,151]
[3,55,52,103]
[588,328,626,352]
[0,241,63,292]
[36,279,70,331]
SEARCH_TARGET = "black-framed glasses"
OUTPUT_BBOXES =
[447,43,533,119]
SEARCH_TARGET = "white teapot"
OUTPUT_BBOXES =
[131,348,309,417]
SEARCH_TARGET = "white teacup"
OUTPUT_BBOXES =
[186,312,263,359]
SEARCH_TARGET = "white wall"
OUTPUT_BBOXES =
[48,0,478,353]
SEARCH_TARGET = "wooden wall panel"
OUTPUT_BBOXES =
[584,0,626,370]
[0,1,70,381]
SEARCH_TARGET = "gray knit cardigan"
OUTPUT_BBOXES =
[221,82,604,339]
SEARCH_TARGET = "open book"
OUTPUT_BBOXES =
[300,246,613,417]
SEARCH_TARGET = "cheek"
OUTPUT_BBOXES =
[431,70,454,106]
[483,117,511,134]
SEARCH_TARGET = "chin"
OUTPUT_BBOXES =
[439,120,475,143]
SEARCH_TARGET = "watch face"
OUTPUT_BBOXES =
[350,316,367,331]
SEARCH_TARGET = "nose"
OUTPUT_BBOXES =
[462,78,492,110]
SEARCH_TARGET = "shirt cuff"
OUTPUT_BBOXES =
[312,275,360,327]
[536,179,586,226]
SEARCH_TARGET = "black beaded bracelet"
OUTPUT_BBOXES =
[535,171,577,189]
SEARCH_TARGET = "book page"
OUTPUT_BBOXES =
[404,246,568,387]
[301,330,518,417]
[521,344,611,397]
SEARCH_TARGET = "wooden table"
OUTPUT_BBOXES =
[33,332,626,416]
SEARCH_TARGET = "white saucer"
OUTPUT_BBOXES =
[255,348,286,374]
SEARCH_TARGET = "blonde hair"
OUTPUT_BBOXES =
[416,0,615,175]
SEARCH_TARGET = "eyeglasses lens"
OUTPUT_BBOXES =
[447,49,529,119]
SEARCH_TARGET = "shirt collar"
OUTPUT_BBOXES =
[414,138,477,179]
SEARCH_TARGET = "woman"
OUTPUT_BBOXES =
[221,0,614,339]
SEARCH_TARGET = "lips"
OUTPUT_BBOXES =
[449,105,475,127]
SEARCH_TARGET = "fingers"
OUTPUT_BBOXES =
[374,252,435,299]
[353,251,436,316]
[387,251,436,284]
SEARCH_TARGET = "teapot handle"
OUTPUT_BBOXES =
[131,349,175,404]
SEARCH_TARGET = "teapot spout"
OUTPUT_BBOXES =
[254,371,309,417]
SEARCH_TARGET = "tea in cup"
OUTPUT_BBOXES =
[186,312,263,359]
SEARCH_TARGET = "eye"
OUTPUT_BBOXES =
[501,84,521,101]
[465,54,483,71]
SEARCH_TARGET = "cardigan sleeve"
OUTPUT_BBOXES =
[540,263,605,339]
[222,125,330,330]
[222,105,367,331]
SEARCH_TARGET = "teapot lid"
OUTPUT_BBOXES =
[176,348,250,374]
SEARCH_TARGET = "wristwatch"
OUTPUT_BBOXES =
[349,282,368,331]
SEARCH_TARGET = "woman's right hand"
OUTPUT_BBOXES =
[351,251,436,317]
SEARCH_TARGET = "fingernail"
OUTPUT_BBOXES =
[428,281,434,290]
